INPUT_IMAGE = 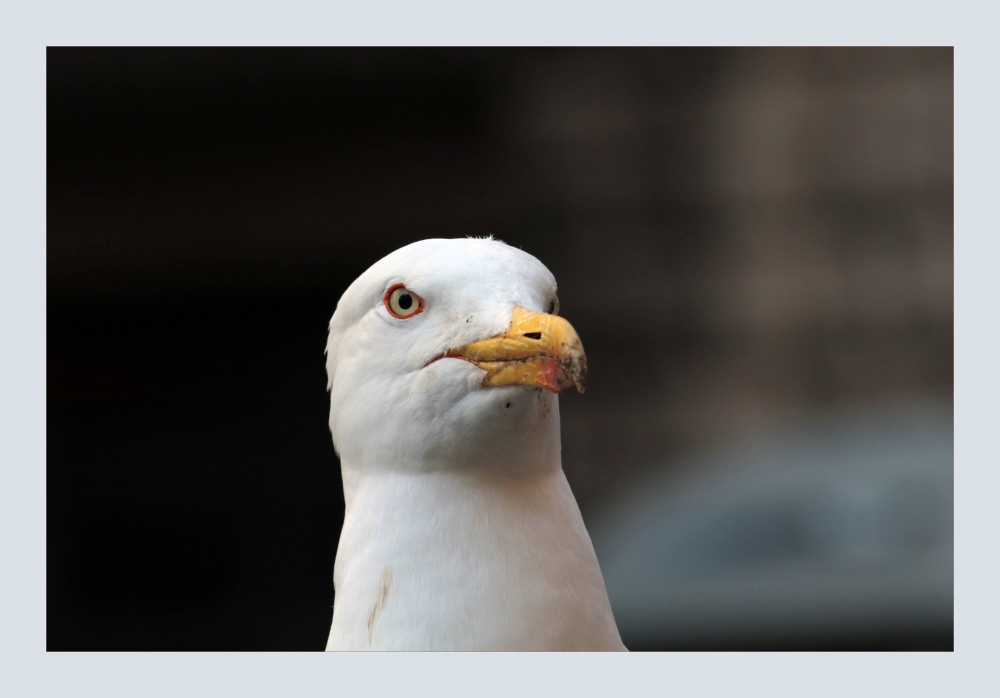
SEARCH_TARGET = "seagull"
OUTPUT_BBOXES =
[324,237,626,651]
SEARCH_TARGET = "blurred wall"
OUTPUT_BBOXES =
[47,47,952,650]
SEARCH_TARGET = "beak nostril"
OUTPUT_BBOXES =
[523,332,542,340]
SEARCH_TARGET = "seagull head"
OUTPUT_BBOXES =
[325,238,587,476]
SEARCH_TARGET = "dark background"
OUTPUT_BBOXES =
[47,47,953,651]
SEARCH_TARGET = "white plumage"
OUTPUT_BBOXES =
[325,238,625,651]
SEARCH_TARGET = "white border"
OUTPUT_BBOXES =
[4,2,992,696]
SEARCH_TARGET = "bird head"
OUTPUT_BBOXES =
[325,238,587,477]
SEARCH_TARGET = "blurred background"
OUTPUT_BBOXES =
[47,47,953,651]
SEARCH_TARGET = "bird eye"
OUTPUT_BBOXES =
[547,296,559,315]
[384,284,424,319]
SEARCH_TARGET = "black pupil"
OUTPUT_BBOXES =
[397,292,413,310]
[548,300,555,314]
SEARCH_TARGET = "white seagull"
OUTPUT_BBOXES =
[324,237,626,651]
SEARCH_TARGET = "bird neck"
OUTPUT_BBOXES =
[330,465,623,650]
[339,452,562,504]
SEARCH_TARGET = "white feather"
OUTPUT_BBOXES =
[325,238,625,651]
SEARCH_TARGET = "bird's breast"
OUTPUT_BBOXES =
[327,469,625,651]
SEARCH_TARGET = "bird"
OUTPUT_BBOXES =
[324,237,626,651]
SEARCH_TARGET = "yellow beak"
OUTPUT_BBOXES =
[446,306,588,394]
